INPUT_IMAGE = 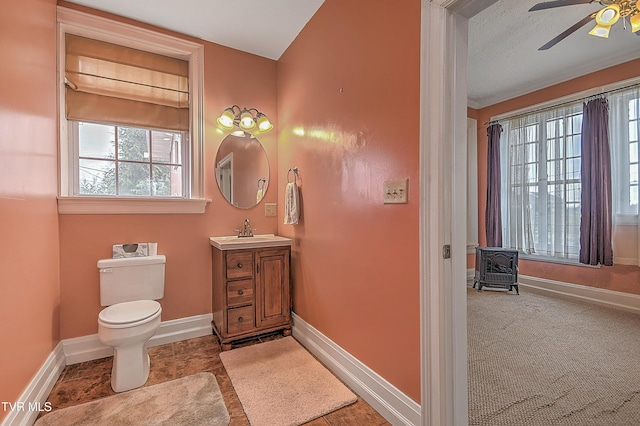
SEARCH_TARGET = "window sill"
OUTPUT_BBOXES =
[519,253,601,269]
[57,196,211,214]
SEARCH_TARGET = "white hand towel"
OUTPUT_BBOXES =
[256,188,264,203]
[284,182,299,225]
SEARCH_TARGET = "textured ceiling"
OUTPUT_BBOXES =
[468,0,640,108]
[64,0,640,109]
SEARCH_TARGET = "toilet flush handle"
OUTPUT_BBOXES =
[100,268,113,273]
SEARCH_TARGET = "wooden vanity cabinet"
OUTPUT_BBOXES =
[211,245,291,350]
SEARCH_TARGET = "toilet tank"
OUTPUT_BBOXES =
[98,255,166,306]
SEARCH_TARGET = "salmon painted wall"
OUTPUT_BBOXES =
[57,3,279,339]
[474,59,640,294]
[0,0,60,420]
[276,0,421,402]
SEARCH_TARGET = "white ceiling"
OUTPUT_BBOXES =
[65,0,325,60]
[66,0,640,109]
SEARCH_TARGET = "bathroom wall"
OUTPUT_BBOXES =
[277,0,422,402]
[474,58,640,294]
[0,0,60,421]
[57,2,280,339]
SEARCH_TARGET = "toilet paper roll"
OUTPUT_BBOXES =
[148,242,158,256]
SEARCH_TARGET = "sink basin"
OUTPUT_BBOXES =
[209,234,292,250]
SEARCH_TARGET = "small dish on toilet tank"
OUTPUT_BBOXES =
[113,243,149,258]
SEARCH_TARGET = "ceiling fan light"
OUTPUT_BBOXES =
[631,13,640,33]
[588,23,611,38]
[595,4,620,26]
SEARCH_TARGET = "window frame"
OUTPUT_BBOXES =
[502,105,583,261]
[57,6,208,214]
[492,77,640,265]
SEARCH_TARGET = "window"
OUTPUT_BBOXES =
[610,87,640,221]
[57,7,206,214]
[500,103,583,260]
[499,83,640,263]
[75,122,183,197]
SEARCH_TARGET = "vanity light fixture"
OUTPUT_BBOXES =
[216,105,273,134]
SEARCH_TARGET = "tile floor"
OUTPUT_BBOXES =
[41,333,390,425]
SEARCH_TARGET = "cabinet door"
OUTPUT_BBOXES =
[255,248,290,328]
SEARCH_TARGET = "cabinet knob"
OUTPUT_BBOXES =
[238,290,244,296]
[238,316,244,323]
[237,263,243,269]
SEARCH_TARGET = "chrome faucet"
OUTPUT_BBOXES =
[235,218,255,237]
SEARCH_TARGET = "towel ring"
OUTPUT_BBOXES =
[257,177,266,190]
[287,167,298,184]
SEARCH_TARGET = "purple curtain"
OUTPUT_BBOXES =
[485,123,503,247]
[579,98,613,266]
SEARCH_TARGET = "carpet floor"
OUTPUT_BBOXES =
[35,372,229,425]
[220,336,357,426]
[468,286,640,426]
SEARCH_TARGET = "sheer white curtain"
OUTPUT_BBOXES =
[501,102,583,258]
[609,86,640,265]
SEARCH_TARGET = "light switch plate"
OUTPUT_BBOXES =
[383,178,409,204]
[265,203,277,216]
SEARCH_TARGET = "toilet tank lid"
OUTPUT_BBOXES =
[97,255,166,268]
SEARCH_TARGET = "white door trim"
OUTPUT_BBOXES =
[420,1,487,425]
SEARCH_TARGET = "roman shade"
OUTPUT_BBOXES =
[65,34,189,131]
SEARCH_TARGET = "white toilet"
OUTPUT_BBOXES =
[97,255,165,392]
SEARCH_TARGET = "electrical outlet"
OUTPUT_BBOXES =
[265,203,277,217]
[383,178,408,204]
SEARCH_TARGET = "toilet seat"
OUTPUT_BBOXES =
[99,300,161,328]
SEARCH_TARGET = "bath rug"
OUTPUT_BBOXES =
[35,372,229,425]
[220,336,357,426]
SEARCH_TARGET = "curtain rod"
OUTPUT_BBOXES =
[484,82,640,126]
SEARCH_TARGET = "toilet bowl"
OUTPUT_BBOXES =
[98,300,162,392]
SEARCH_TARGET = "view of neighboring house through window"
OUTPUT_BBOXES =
[75,122,184,197]
[500,85,640,262]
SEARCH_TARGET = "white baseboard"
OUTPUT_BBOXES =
[519,275,640,314]
[467,268,475,283]
[467,269,640,313]
[292,313,421,426]
[2,314,212,426]
[63,313,213,365]
[1,343,65,426]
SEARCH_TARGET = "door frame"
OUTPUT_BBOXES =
[419,1,495,424]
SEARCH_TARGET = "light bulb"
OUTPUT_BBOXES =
[588,23,611,38]
[256,113,273,132]
[239,110,256,130]
[631,13,640,33]
[594,4,620,26]
[217,108,235,129]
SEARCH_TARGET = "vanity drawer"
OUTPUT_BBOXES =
[226,252,254,280]
[227,306,254,334]
[227,279,253,307]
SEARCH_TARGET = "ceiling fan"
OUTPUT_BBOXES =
[529,0,640,50]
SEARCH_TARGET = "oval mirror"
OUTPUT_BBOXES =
[215,133,269,209]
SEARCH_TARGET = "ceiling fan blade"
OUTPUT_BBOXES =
[529,0,595,12]
[538,14,595,50]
